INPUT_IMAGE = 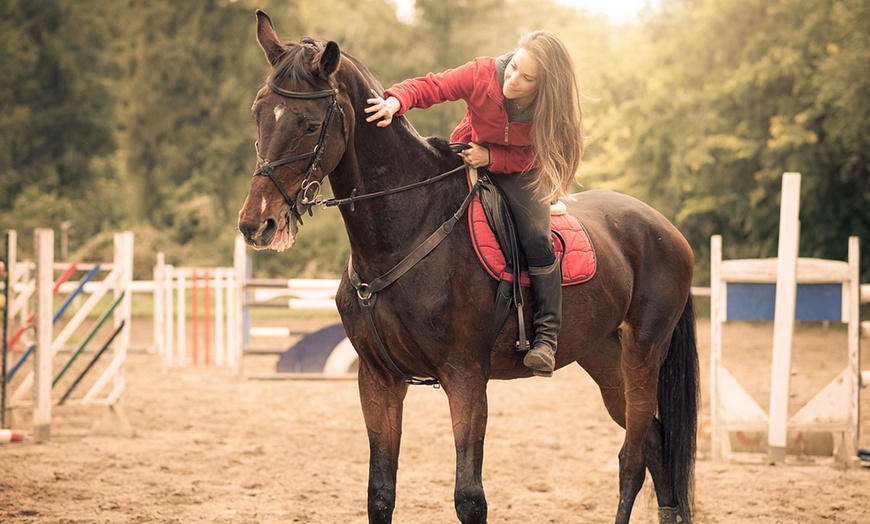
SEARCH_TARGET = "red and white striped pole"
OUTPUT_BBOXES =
[0,429,24,443]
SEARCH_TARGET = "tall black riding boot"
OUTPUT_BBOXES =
[523,262,562,377]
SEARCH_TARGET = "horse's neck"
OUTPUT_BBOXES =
[331,123,465,274]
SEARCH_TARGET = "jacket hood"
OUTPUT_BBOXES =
[494,51,534,122]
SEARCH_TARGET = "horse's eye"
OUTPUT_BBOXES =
[305,122,320,134]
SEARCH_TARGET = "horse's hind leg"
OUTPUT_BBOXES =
[358,360,409,524]
[582,334,681,523]
[441,370,489,524]
[615,330,670,524]
[576,331,651,522]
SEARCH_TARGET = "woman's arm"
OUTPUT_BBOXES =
[365,60,478,127]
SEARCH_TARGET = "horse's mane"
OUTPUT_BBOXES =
[335,49,457,158]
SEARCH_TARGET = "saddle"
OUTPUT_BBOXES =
[465,168,597,347]
[468,174,596,287]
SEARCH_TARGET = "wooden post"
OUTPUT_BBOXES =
[844,236,860,461]
[33,228,54,442]
[767,173,801,462]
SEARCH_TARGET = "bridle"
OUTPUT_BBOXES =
[253,81,343,224]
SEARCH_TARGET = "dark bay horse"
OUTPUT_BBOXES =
[237,10,698,524]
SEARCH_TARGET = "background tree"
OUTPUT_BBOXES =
[0,0,125,258]
[116,0,262,270]
[588,0,869,281]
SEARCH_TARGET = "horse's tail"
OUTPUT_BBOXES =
[657,294,699,520]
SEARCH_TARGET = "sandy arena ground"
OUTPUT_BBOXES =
[1,316,869,523]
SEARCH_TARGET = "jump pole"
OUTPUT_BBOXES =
[10,249,123,406]
[768,172,801,462]
[6,263,78,349]
[9,232,133,439]
[58,319,126,405]
[6,265,100,382]
[188,269,213,366]
[154,262,234,369]
[52,290,126,387]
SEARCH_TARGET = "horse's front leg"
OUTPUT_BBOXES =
[358,358,409,524]
[441,368,489,524]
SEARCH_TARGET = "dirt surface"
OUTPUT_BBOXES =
[2,317,869,523]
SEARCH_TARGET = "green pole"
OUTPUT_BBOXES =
[52,290,126,388]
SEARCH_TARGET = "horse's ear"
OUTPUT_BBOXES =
[255,10,283,66]
[313,41,341,79]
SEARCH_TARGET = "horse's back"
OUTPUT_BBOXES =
[561,189,694,318]
[565,190,681,233]
[564,189,693,269]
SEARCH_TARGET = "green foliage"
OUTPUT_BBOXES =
[589,0,869,283]
[1,0,867,285]
[0,0,124,256]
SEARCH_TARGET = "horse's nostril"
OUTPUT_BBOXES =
[262,218,277,236]
[239,218,276,241]
[238,220,258,238]
[238,222,251,237]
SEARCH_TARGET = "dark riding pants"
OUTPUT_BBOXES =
[487,171,555,270]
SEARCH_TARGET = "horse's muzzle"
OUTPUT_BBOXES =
[238,216,277,250]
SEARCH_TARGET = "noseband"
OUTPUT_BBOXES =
[253,81,342,224]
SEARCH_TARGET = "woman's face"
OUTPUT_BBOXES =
[502,48,540,102]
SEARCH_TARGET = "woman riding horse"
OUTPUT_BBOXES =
[365,31,584,377]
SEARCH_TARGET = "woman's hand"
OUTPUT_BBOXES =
[365,89,401,127]
[459,142,491,168]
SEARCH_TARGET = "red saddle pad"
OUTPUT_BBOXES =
[468,191,596,287]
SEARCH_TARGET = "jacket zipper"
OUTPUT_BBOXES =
[503,122,510,142]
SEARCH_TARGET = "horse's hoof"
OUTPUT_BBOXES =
[658,506,686,523]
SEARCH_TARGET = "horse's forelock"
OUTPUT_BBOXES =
[268,38,328,89]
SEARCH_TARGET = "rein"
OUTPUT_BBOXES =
[322,143,470,211]
[323,164,467,211]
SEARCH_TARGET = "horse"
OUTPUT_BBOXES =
[237,10,699,524]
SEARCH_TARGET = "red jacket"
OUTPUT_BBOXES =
[385,54,536,174]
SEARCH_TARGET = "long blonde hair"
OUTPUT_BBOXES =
[518,31,584,202]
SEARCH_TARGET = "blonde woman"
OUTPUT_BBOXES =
[366,31,584,377]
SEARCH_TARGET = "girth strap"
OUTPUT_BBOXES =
[348,179,481,386]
